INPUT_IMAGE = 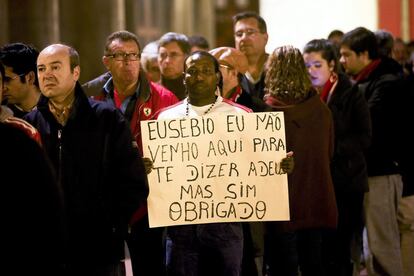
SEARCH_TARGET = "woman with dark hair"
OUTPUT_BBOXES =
[303,39,371,276]
[263,45,337,276]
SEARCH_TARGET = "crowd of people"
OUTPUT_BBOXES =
[1,10,413,276]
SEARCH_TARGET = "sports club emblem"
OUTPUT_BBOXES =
[143,107,152,116]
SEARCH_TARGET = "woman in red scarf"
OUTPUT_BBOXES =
[303,39,372,276]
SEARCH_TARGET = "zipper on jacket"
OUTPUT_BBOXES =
[57,129,63,185]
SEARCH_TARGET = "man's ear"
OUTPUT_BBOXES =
[73,65,80,81]
[27,71,36,85]
[102,56,110,70]
[263,32,269,44]
[359,50,370,63]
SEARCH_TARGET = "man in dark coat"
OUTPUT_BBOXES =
[25,43,148,276]
[340,27,406,276]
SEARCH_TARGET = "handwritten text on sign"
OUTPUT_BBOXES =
[141,112,289,227]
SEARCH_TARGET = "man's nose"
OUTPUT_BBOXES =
[195,73,205,81]
[42,67,53,75]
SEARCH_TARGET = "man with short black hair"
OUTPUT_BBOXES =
[0,43,41,118]
[340,26,405,276]
[188,35,210,53]
[328,29,344,47]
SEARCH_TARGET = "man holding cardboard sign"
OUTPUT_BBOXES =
[141,51,293,276]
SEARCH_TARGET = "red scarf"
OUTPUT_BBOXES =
[228,86,242,102]
[113,88,128,109]
[320,73,338,103]
[354,59,381,83]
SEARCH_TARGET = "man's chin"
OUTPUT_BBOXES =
[122,76,138,83]
[40,89,54,97]
[239,45,252,52]
[191,86,210,95]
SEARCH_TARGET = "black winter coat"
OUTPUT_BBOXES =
[329,73,371,193]
[356,58,406,177]
[25,83,148,265]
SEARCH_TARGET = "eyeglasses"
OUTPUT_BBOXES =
[3,73,26,84]
[106,52,140,61]
[234,29,261,38]
[159,52,184,60]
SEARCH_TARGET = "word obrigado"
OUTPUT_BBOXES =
[169,199,267,222]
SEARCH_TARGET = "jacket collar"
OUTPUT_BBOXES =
[270,89,321,121]
[103,70,151,103]
[38,82,92,124]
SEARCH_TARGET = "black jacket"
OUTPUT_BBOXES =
[356,58,406,177]
[25,83,148,265]
[1,123,65,274]
[329,73,371,193]
[240,73,267,112]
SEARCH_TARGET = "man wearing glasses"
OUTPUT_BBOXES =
[83,30,178,276]
[232,11,270,276]
[84,30,178,153]
[233,11,269,112]
[0,43,41,118]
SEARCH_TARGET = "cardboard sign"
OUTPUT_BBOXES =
[141,112,289,227]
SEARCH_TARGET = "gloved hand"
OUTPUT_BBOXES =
[280,151,294,174]
[142,157,154,174]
